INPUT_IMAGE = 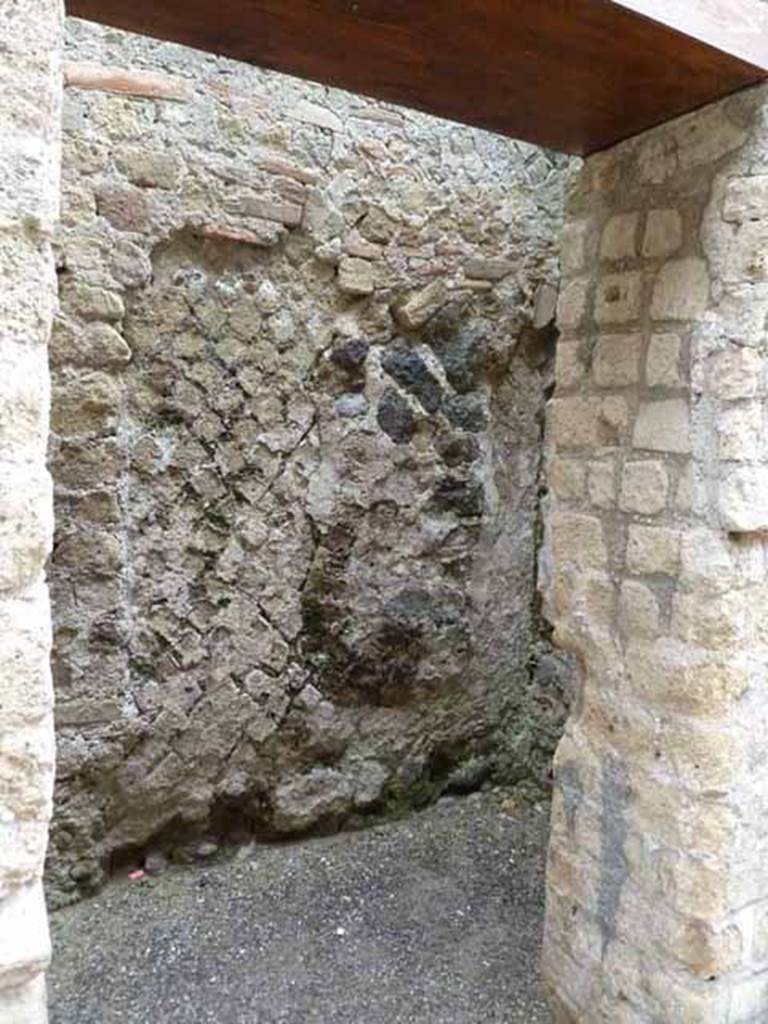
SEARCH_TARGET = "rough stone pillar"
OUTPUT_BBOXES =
[0,1,62,1021]
[541,84,768,1022]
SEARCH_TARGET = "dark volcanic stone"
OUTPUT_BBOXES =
[381,343,443,413]
[330,339,370,374]
[436,435,481,467]
[426,322,486,394]
[443,393,488,432]
[377,388,416,444]
[432,476,484,517]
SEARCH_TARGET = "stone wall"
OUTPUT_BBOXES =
[0,1,62,1020]
[47,18,572,904]
[542,84,768,1021]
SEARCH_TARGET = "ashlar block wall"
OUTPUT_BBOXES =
[542,83,768,1022]
[0,0,62,1020]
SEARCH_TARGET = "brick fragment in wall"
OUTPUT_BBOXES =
[47,15,573,909]
[195,222,286,248]
[64,61,193,101]
[223,194,304,227]
[254,156,321,186]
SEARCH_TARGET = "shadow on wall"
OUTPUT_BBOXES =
[46,17,574,906]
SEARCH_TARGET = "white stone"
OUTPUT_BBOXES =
[0,884,50,992]
[587,460,616,510]
[620,460,669,514]
[619,580,660,639]
[675,462,693,513]
[626,525,680,576]
[549,458,586,501]
[550,511,608,569]
[642,210,683,259]
[0,974,48,1024]
[718,402,763,462]
[646,334,682,388]
[723,175,768,224]
[720,466,768,533]
[592,333,642,388]
[711,346,765,400]
[0,0,61,1009]
[651,259,709,321]
[633,400,691,454]
[0,585,52,730]
[674,104,747,171]
[557,277,589,328]
[560,222,588,274]
[600,213,638,261]
[594,272,642,324]
[554,340,582,390]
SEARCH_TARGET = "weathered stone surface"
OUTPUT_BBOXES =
[0,884,50,992]
[48,17,572,906]
[51,320,131,368]
[381,343,443,413]
[377,389,415,444]
[633,399,691,454]
[393,280,449,331]
[464,257,515,281]
[0,0,62,1014]
[643,208,683,259]
[594,271,642,324]
[592,333,641,388]
[646,332,683,388]
[651,258,710,321]
[114,146,184,190]
[599,212,638,261]
[543,83,768,1023]
[719,466,768,532]
[337,255,375,296]
[0,975,48,1024]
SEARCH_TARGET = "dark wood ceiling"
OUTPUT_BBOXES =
[65,0,768,154]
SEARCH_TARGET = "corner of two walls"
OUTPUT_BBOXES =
[47,18,574,903]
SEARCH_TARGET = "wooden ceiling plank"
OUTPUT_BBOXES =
[64,0,768,154]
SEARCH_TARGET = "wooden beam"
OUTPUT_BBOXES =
[64,0,768,154]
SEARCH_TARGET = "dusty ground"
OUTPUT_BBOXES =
[48,792,553,1024]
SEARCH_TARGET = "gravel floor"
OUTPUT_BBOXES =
[49,792,553,1024]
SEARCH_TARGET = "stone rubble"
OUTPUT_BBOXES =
[46,17,573,906]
